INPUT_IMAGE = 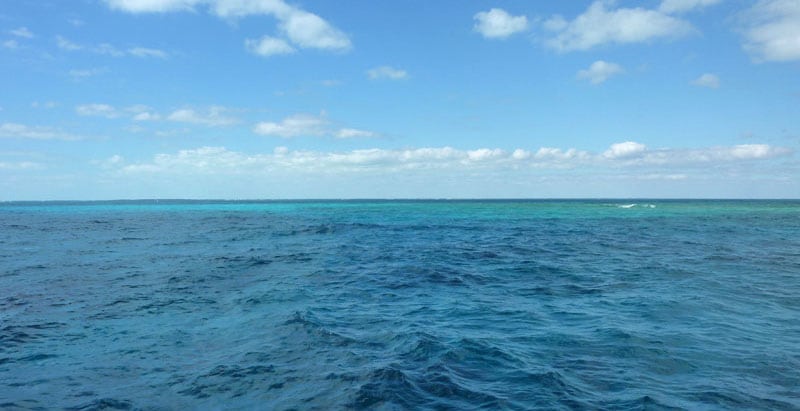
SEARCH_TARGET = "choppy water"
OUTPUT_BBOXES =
[1,200,799,410]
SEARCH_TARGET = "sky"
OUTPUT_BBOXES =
[1,0,799,199]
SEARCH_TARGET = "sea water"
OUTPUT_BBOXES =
[1,200,798,410]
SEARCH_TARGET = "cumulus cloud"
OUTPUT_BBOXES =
[603,141,647,159]
[245,36,295,56]
[281,10,351,50]
[577,60,624,84]
[367,66,408,80]
[167,106,238,126]
[659,0,722,14]
[692,73,720,88]
[474,8,529,39]
[10,27,34,38]
[543,1,695,52]
[104,0,352,53]
[75,104,120,118]
[740,0,800,62]
[0,123,82,140]
[113,142,792,177]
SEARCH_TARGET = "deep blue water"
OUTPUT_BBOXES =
[1,200,799,410]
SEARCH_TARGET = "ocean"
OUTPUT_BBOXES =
[1,200,798,410]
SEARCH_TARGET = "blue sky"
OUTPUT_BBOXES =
[1,0,799,199]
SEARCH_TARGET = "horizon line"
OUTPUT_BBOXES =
[2,197,799,203]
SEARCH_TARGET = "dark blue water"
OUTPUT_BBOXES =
[1,200,799,410]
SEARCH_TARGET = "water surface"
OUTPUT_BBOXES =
[1,200,798,409]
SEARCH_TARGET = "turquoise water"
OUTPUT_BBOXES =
[1,200,799,409]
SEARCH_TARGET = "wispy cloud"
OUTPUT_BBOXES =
[0,123,83,140]
[692,73,720,88]
[56,35,83,51]
[367,66,408,80]
[9,27,34,38]
[542,1,695,52]
[474,8,529,39]
[740,0,800,62]
[254,113,377,139]
[335,128,376,139]
[0,161,44,171]
[76,104,120,118]
[254,113,328,138]
[166,106,238,126]
[128,47,168,58]
[659,0,723,14]
[69,67,108,79]
[31,101,58,109]
[56,35,169,58]
[577,60,624,84]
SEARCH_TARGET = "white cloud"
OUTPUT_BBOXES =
[104,0,203,13]
[692,73,720,88]
[76,104,119,118]
[659,0,722,14]
[104,0,352,53]
[728,144,783,159]
[128,47,169,58]
[126,105,161,121]
[254,113,328,138]
[543,1,695,52]
[2,40,18,49]
[114,142,792,177]
[254,113,377,139]
[95,43,125,56]
[335,128,376,139]
[132,112,161,121]
[740,0,800,62]
[167,106,238,126]
[0,123,82,140]
[577,60,624,84]
[31,101,58,109]
[474,8,529,39]
[604,141,647,159]
[69,68,107,78]
[10,27,34,38]
[56,36,168,58]
[367,66,408,80]
[109,141,792,181]
[0,161,44,171]
[467,148,506,161]
[245,36,295,57]
[280,10,351,51]
[56,35,83,51]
